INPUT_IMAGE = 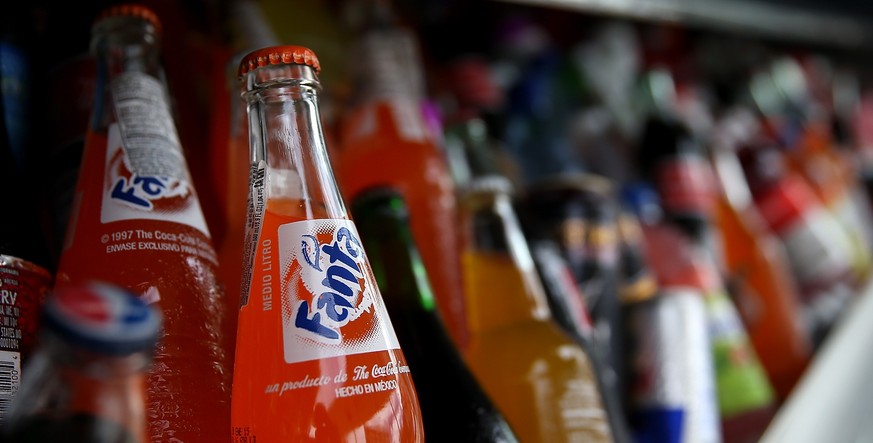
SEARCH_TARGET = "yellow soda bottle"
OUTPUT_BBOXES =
[459,176,613,443]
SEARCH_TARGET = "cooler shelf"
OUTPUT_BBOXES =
[761,278,873,442]
[497,0,873,48]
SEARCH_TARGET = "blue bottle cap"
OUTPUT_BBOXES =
[43,283,161,356]
[620,182,663,224]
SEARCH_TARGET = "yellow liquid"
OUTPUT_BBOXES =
[462,252,612,443]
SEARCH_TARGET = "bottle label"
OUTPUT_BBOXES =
[657,156,716,216]
[100,72,210,237]
[705,290,774,418]
[778,206,854,289]
[277,219,400,363]
[0,255,52,420]
[627,287,721,443]
[755,176,815,234]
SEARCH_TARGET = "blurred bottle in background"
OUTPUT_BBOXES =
[638,115,775,443]
[459,176,612,443]
[709,109,812,398]
[54,6,230,441]
[737,137,857,345]
[621,183,722,443]
[523,176,630,443]
[0,102,51,421]
[335,1,467,346]
[353,189,519,443]
[211,0,282,369]
[767,58,873,285]
[0,283,160,443]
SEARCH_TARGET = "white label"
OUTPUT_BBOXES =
[278,219,400,364]
[631,288,721,443]
[780,207,854,287]
[240,161,266,308]
[100,72,210,236]
[0,350,21,422]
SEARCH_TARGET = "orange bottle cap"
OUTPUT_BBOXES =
[94,4,162,34]
[239,45,321,77]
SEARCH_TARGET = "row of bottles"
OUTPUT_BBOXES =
[1,0,872,442]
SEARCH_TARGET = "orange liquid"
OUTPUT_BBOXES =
[335,102,468,347]
[56,131,231,442]
[714,196,811,399]
[462,252,612,443]
[216,111,250,368]
[231,198,423,442]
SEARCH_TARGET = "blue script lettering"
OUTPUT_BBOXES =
[294,227,367,342]
[111,175,180,210]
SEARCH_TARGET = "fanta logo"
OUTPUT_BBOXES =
[294,227,373,343]
[110,175,189,210]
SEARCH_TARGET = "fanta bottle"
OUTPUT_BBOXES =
[334,14,467,347]
[459,176,612,443]
[231,46,424,442]
[54,5,230,441]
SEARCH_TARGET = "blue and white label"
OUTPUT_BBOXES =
[278,219,400,364]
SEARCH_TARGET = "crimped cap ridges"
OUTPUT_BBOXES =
[239,45,321,77]
[94,4,162,34]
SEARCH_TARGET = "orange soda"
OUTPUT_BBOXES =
[231,46,423,442]
[334,21,467,346]
[54,5,230,441]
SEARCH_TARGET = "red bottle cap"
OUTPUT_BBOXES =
[94,4,162,34]
[239,45,321,77]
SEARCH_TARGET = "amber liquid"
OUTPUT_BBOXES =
[56,131,230,442]
[714,196,811,398]
[335,102,468,347]
[462,252,611,443]
[231,198,423,442]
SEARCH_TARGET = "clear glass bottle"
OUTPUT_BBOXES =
[1,283,161,443]
[232,45,423,441]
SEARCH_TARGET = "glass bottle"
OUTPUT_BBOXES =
[0,282,161,443]
[460,175,612,443]
[0,105,51,421]
[352,188,519,442]
[232,45,423,441]
[334,8,468,346]
[54,5,230,441]
[710,117,812,398]
[638,117,775,442]
[621,183,722,443]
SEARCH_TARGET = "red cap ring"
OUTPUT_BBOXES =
[94,4,162,35]
[239,45,321,77]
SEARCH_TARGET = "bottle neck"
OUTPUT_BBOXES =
[352,192,436,312]
[90,18,163,131]
[353,27,425,104]
[461,190,551,333]
[243,64,347,219]
[4,335,148,441]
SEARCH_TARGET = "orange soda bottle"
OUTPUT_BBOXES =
[710,118,812,399]
[54,5,231,441]
[231,46,424,441]
[334,17,467,346]
[459,176,612,443]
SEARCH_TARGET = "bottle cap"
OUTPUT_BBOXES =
[94,4,162,34]
[621,182,663,224]
[43,283,162,356]
[239,45,321,77]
